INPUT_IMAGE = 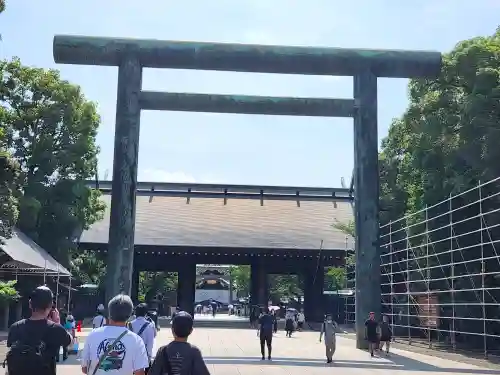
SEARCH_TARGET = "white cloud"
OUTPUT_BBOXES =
[139,169,196,183]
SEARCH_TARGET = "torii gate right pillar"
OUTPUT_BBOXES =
[353,70,380,348]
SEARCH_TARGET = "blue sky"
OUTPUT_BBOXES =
[1,1,499,187]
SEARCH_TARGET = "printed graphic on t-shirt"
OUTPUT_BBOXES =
[169,350,184,375]
[96,338,127,371]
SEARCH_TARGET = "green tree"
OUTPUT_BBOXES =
[324,220,355,291]
[381,27,500,216]
[70,251,106,286]
[325,267,347,291]
[268,274,302,301]
[0,58,105,265]
[139,272,178,302]
[230,265,250,297]
[0,149,19,243]
[0,280,19,306]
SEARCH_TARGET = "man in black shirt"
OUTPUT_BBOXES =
[257,308,274,360]
[149,311,210,375]
[364,312,379,357]
[7,286,72,375]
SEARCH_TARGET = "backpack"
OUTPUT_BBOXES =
[5,323,52,375]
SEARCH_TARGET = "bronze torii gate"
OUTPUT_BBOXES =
[53,35,441,348]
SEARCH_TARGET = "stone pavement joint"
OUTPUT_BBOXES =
[33,328,500,374]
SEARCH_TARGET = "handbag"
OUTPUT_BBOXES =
[91,330,128,375]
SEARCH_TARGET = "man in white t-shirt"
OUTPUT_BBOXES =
[297,310,305,331]
[92,311,107,329]
[82,295,149,375]
[129,303,156,369]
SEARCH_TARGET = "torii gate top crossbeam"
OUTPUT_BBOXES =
[53,35,441,79]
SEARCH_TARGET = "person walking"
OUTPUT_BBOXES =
[6,286,72,375]
[319,314,338,363]
[257,308,274,360]
[272,310,278,334]
[81,294,149,375]
[149,312,210,375]
[284,310,295,337]
[92,307,107,329]
[379,315,392,355]
[130,303,157,373]
[365,312,379,357]
[296,310,305,331]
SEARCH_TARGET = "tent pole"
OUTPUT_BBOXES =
[68,277,72,314]
[56,265,60,307]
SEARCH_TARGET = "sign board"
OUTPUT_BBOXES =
[417,294,439,328]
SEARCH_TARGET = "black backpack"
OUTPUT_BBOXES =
[5,323,52,375]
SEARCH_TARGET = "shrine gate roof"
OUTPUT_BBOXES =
[80,183,354,251]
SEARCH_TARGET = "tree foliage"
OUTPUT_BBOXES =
[381,27,500,217]
[230,265,250,297]
[70,251,106,286]
[0,58,105,265]
[138,272,178,302]
[0,149,19,242]
[0,280,19,306]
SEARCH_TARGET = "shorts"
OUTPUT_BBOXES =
[380,336,391,342]
[367,335,379,344]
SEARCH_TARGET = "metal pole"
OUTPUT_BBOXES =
[406,218,411,344]
[56,266,60,308]
[389,221,394,335]
[478,181,487,358]
[449,193,456,351]
[425,206,431,348]
[68,277,72,314]
[43,260,47,285]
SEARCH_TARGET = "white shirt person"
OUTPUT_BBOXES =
[92,314,107,329]
[82,325,148,375]
[129,304,157,362]
[82,295,149,375]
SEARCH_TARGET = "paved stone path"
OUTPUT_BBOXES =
[50,328,500,374]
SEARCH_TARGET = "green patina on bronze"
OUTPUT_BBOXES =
[53,35,441,78]
[139,91,355,117]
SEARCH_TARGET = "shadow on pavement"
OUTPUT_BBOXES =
[203,356,500,373]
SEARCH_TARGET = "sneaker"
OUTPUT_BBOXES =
[261,356,265,360]
[268,356,271,360]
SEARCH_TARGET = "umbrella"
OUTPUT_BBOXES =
[286,307,297,312]
[269,306,281,311]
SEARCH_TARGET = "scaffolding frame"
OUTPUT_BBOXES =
[0,262,74,313]
[346,177,500,358]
